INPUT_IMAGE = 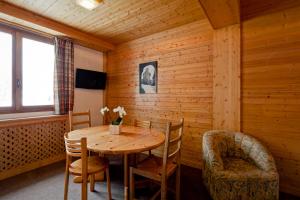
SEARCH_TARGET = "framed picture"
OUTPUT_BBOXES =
[139,61,157,94]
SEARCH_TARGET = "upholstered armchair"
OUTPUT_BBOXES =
[202,130,279,200]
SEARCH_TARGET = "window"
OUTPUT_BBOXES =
[0,31,12,107]
[0,25,54,113]
[22,38,54,106]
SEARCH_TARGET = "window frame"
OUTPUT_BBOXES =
[0,24,54,114]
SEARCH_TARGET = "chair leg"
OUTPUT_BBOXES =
[133,154,137,167]
[161,178,167,200]
[129,168,135,200]
[82,175,88,200]
[90,174,95,192]
[64,168,69,200]
[106,168,112,200]
[150,189,161,200]
[135,154,139,167]
[176,166,181,200]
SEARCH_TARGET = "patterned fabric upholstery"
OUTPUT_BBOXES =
[202,130,279,200]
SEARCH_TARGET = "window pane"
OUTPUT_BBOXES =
[22,38,54,106]
[0,31,12,107]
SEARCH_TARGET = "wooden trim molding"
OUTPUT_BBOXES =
[0,114,67,128]
[0,18,54,39]
[0,1,115,51]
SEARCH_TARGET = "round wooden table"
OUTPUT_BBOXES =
[68,125,165,200]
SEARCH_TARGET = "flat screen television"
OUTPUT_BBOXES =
[75,68,107,90]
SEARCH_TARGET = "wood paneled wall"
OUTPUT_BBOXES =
[106,6,300,195]
[242,6,300,196]
[107,20,213,168]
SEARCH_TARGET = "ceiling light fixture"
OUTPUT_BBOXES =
[76,0,102,10]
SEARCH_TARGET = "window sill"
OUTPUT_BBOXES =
[0,111,54,120]
[0,113,68,128]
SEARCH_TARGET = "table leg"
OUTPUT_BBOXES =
[124,154,128,200]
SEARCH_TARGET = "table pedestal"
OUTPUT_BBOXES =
[124,154,129,200]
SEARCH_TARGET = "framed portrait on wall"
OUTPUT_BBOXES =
[139,61,157,94]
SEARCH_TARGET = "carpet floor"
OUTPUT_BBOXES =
[0,161,299,200]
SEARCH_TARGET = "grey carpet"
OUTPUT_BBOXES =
[0,161,299,200]
[0,162,123,200]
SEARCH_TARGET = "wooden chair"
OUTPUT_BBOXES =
[69,110,96,183]
[69,110,91,131]
[64,132,112,200]
[134,119,152,162]
[130,118,184,200]
[134,119,151,129]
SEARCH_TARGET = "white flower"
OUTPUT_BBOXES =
[120,107,127,118]
[113,106,121,113]
[100,106,109,115]
[113,106,127,118]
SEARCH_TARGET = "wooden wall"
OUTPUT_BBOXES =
[213,24,241,131]
[242,6,300,196]
[106,5,300,195]
[106,20,213,168]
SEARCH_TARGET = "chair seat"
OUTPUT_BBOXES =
[69,156,109,175]
[222,157,275,179]
[132,155,177,181]
[223,157,259,172]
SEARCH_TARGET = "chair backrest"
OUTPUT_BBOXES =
[64,132,87,157]
[64,132,88,175]
[69,110,91,131]
[134,119,151,129]
[162,118,184,174]
[203,130,277,172]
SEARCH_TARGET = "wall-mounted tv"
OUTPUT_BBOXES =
[75,68,107,90]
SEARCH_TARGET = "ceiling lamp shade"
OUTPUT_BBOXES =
[76,0,102,10]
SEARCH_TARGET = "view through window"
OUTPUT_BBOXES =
[0,31,12,107]
[0,26,54,113]
[22,38,54,106]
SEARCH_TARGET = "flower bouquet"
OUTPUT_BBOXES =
[100,106,126,134]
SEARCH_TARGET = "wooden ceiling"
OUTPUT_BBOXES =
[1,0,205,44]
[0,0,298,50]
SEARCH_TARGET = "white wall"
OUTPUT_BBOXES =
[73,44,104,126]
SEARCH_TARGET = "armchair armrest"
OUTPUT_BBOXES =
[248,138,277,172]
[203,131,224,171]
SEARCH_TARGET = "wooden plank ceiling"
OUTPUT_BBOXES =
[0,0,205,44]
